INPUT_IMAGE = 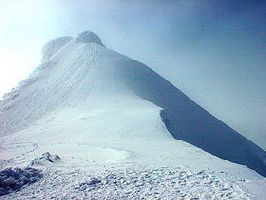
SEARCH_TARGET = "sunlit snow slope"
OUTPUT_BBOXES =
[0,31,266,179]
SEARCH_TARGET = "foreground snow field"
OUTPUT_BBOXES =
[1,103,266,199]
[0,166,254,199]
[0,31,266,199]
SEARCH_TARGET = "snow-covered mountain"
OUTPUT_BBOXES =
[0,31,266,199]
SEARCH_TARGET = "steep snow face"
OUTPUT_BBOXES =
[0,37,128,134]
[0,31,266,180]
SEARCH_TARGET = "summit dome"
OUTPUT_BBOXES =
[76,31,104,46]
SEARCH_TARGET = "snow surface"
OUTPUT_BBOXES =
[1,166,255,199]
[41,36,73,61]
[76,31,104,46]
[0,31,266,199]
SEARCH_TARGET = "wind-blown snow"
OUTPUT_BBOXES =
[0,31,265,199]
[42,36,73,61]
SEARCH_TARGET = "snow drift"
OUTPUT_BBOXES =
[0,31,266,178]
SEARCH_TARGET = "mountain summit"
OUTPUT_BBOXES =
[1,31,266,180]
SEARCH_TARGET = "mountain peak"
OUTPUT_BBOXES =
[1,31,266,178]
[76,31,104,46]
[41,31,103,61]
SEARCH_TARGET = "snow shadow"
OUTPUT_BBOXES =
[119,60,266,177]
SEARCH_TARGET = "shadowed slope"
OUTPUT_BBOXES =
[118,59,266,177]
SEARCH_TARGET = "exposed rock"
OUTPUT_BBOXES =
[0,167,42,196]
[30,152,60,166]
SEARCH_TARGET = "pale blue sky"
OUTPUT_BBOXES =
[0,0,265,149]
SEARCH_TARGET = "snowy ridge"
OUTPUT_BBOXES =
[117,59,266,177]
[0,31,266,199]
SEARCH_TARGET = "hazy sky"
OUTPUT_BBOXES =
[0,0,265,149]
